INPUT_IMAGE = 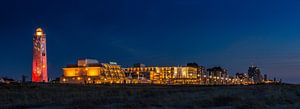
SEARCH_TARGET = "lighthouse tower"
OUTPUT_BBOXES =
[32,27,48,82]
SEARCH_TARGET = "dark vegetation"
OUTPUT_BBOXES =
[0,83,300,109]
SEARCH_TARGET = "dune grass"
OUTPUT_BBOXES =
[0,83,300,109]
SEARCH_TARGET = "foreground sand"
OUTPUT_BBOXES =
[0,83,299,109]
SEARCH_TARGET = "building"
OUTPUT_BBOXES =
[59,59,260,85]
[235,73,254,85]
[187,63,205,77]
[235,73,248,80]
[207,67,228,77]
[264,74,268,81]
[124,64,200,84]
[0,77,16,84]
[205,67,229,85]
[60,59,126,84]
[248,65,263,83]
[32,27,48,82]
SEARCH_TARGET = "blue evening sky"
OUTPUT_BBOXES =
[0,0,300,83]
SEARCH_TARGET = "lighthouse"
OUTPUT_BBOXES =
[32,27,48,82]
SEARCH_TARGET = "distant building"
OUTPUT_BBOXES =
[248,65,263,83]
[264,74,268,81]
[206,67,228,85]
[235,73,254,85]
[0,77,16,84]
[60,59,125,84]
[236,73,248,79]
[22,75,27,83]
[49,77,60,83]
[207,67,228,78]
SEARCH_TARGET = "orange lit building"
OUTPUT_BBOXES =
[60,59,257,85]
[60,59,125,84]
[124,66,201,84]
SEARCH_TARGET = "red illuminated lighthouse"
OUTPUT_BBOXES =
[32,27,48,82]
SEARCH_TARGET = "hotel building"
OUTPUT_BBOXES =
[60,59,258,85]
[124,65,201,84]
[60,59,125,84]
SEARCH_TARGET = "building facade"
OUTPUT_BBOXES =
[124,63,202,84]
[60,59,261,85]
[235,73,254,85]
[248,65,263,83]
[32,27,48,82]
[60,59,125,84]
[205,67,229,85]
